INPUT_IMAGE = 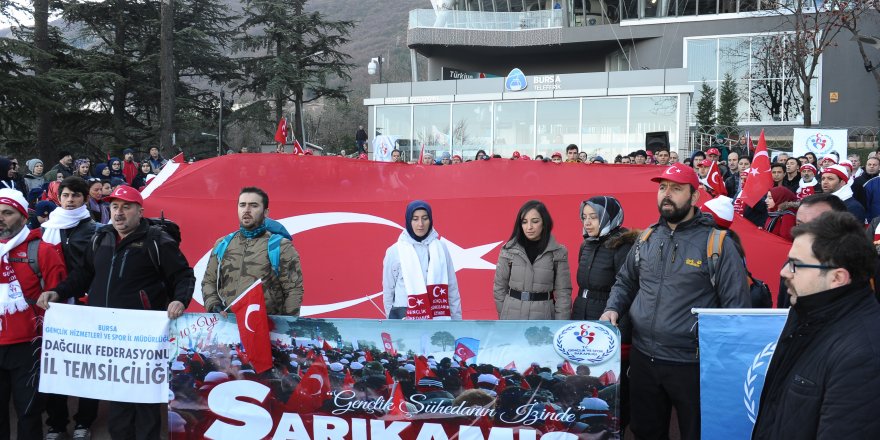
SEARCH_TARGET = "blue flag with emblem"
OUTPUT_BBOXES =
[697,310,788,439]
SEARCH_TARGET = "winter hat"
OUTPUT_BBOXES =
[581,196,624,240]
[820,154,838,165]
[74,158,89,170]
[404,200,433,242]
[417,377,445,391]
[511,151,521,159]
[0,188,29,218]
[701,196,735,229]
[477,374,499,386]
[824,164,849,184]
[350,362,364,370]
[799,163,817,173]
[203,371,229,384]
[329,362,344,372]
[123,148,135,155]
[551,152,562,159]
[34,201,56,218]
[838,160,853,173]
[403,364,416,373]
[25,159,43,174]
[440,152,451,161]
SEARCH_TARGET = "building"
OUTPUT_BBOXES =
[364,0,880,160]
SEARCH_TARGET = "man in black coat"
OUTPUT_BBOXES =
[38,185,194,440]
[752,211,880,439]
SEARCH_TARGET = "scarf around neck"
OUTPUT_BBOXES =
[0,226,32,332]
[240,223,267,239]
[41,205,91,245]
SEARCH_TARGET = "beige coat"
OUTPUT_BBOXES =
[493,236,572,320]
[202,232,304,316]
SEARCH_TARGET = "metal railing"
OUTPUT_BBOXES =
[683,125,880,157]
[409,9,565,31]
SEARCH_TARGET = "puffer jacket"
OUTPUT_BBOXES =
[493,235,572,320]
[381,230,462,319]
[572,228,637,320]
[202,230,304,316]
[752,282,880,439]
[604,211,750,363]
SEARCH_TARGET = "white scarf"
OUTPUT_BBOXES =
[832,184,854,202]
[0,226,32,331]
[41,205,91,245]
[395,230,450,320]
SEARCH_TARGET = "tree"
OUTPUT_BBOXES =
[771,0,876,127]
[717,73,739,129]
[695,81,716,134]
[430,331,455,351]
[235,0,355,144]
[524,326,553,346]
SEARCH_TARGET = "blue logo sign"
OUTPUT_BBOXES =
[505,68,527,92]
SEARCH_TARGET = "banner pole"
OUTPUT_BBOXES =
[692,308,789,316]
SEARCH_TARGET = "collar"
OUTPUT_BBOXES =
[793,281,871,318]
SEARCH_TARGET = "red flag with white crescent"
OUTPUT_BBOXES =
[453,342,476,362]
[274,117,288,144]
[737,130,774,208]
[286,354,331,412]
[705,160,727,196]
[381,332,396,355]
[228,280,273,374]
[292,139,305,155]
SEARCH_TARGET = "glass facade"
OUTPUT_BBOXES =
[374,95,680,160]
[620,0,794,20]
[685,33,820,125]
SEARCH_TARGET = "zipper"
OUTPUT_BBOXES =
[650,230,674,357]
[118,249,129,278]
[105,252,117,307]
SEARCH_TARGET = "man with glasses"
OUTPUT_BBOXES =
[752,211,880,439]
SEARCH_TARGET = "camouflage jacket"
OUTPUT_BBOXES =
[202,231,304,316]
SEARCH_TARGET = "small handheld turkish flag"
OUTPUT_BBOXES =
[287,354,331,413]
[705,160,727,196]
[274,117,288,144]
[292,139,305,155]
[737,130,774,208]
[228,280,273,374]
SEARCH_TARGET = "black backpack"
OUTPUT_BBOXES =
[748,273,773,308]
[92,211,181,273]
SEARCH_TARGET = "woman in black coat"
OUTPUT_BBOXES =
[572,196,636,320]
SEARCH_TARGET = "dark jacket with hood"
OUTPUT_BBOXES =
[604,210,750,363]
[54,219,195,310]
[752,282,880,440]
[0,158,28,199]
[573,228,638,320]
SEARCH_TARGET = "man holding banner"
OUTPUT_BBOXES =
[37,186,194,440]
[753,211,880,439]
[0,189,67,440]
[601,163,750,440]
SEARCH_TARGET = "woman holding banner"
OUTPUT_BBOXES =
[493,200,571,320]
[382,200,461,320]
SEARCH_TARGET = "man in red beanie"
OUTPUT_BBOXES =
[601,163,749,440]
[0,188,67,440]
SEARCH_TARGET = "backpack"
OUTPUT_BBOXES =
[213,231,284,279]
[634,225,769,307]
[8,238,44,289]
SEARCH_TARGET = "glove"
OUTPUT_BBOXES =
[211,305,224,314]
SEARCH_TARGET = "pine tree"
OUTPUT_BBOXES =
[717,73,740,129]
[695,81,716,135]
[234,0,354,143]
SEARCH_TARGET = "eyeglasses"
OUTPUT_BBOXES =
[786,258,837,273]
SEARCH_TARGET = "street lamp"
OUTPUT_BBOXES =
[368,56,383,83]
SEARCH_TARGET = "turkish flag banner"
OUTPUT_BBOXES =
[144,155,793,312]
[427,284,450,319]
[380,332,396,355]
[286,353,331,413]
[705,160,727,196]
[228,280,273,373]
[274,117,287,144]
[738,130,774,208]
[292,139,305,155]
[453,342,476,361]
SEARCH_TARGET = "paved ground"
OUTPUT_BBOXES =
[10,399,168,440]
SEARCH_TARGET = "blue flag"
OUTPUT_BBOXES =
[699,312,787,439]
[453,337,480,363]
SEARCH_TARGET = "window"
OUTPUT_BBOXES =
[494,101,535,158]
[582,98,629,158]
[536,100,580,158]
[413,104,451,158]
[375,106,412,157]
[452,103,493,159]
[685,33,820,124]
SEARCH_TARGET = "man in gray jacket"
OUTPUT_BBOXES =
[601,162,750,440]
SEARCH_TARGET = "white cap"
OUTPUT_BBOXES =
[403,364,416,373]
[350,362,364,370]
[477,374,499,386]
[204,371,228,383]
[170,361,185,371]
[329,362,344,372]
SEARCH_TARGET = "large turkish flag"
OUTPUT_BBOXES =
[142,154,791,318]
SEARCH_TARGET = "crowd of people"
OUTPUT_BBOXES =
[1,139,879,439]
[168,340,619,439]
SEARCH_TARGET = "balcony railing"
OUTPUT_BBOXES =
[409,9,567,31]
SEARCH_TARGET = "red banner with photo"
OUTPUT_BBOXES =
[143,155,791,317]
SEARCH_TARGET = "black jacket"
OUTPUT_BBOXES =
[753,282,880,439]
[853,170,877,207]
[605,212,750,363]
[59,217,97,276]
[572,228,637,321]
[55,219,194,310]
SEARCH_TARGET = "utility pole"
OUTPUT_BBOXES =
[33,0,53,161]
[160,0,175,156]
